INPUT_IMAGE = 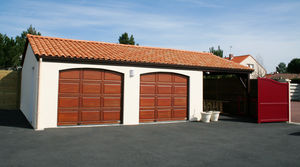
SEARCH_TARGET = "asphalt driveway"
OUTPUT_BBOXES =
[0,110,300,167]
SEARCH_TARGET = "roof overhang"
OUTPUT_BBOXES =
[21,38,29,66]
[40,55,254,74]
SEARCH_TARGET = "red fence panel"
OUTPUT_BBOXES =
[258,78,289,123]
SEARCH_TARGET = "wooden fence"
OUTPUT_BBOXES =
[0,70,21,110]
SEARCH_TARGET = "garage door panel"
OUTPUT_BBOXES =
[140,85,155,94]
[157,85,172,94]
[102,110,120,121]
[157,97,171,106]
[158,74,172,82]
[157,109,171,118]
[59,83,80,93]
[173,109,187,118]
[140,110,155,120]
[174,97,187,106]
[104,72,121,81]
[103,84,121,94]
[58,97,79,107]
[82,84,101,94]
[81,110,100,121]
[58,69,123,125]
[82,97,100,107]
[174,75,187,83]
[140,73,188,122]
[83,70,102,80]
[60,70,80,79]
[141,74,155,82]
[103,97,121,107]
[58,110,78,123]
[140,97,155,107]
[174,86,187,94]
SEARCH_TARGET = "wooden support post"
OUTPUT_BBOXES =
[236,73,251,115]
[246,73,251,116]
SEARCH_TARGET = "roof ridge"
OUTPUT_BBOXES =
[27,34,212,55]
[235,55,251,57]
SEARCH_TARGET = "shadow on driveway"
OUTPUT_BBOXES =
[0,110,32,129]
[218,114,257,123]
[289,132,300,136]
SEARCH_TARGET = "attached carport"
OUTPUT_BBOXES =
[203,70,290,123]
[203,70,253,118]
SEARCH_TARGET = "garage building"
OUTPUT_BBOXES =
[20,34,252,130]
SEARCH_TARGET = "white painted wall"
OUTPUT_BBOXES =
[35,61,203,130]
[20,44,39,129]
[240,56,266,79]
[36,61,203,130]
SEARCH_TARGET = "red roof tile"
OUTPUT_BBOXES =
[265,73,300,80]
[26,34,253,72]
[225,55,250,63]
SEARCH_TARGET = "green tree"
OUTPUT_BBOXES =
[15,25,41,66]
[276,62,287,73]
[118,32,136,45]
[287,58,300,73]
[209,45,223,58]
[0,25,41,68]
[128,35,135,45]
[0,34,17,68]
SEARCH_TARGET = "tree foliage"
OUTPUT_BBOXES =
[209,45,223,58]
[0,25,41,69]
[287,58,300,73]
[0,34,17,68]
[276,62,287,73]
[118,32,136,45]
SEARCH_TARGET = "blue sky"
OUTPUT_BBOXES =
[1,0,300,72]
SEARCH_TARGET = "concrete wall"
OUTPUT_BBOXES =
[20,44,39,129]
[240,56,266,79]
[37,61,203,130]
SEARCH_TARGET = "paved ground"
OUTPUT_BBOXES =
[0,110,300,167]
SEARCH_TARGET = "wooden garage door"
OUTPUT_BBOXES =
[57,69,122,125]
[140,73,188,122]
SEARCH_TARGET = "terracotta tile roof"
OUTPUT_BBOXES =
[225,55,250,63]
[265,73,300,80]
[26,34,253,72]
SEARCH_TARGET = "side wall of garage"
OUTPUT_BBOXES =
[20,45,39,129]
[36,61,203,130]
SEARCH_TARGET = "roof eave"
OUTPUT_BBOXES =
[40,55,254,74]
[21,38,29,66]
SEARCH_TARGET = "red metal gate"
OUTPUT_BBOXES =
[258,78,289,123]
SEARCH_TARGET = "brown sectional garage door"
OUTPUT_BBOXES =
[140,73,188,122]
[57,69,122,125]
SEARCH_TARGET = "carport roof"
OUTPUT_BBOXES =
[25,34,253,73]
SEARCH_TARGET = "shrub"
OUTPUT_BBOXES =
[291,78,300,84]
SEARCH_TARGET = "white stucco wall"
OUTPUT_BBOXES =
[240,56,266,79]
[20,44,39,129]
[36,61,203,130]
